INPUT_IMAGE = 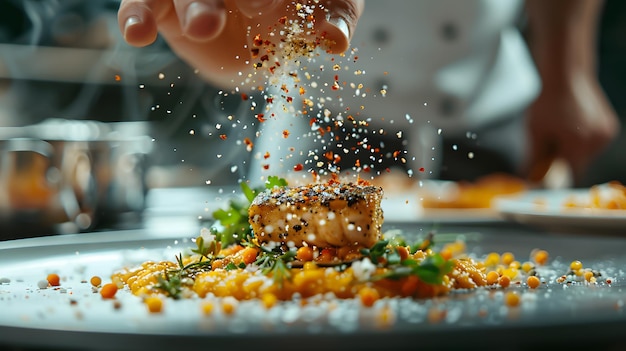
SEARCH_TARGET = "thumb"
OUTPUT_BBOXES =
[316,0,364,53]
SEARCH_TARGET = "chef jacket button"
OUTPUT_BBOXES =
[371,26,390,45]
[440,96,457,117]
[440,22,458,42]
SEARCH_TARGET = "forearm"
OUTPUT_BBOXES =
[525,0,604,88]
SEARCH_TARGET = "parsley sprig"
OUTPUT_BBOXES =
[212,176,288,247]
[360,233,454,285]
[155,176,290,297]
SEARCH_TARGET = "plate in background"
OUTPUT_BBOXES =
[494,189,626,233]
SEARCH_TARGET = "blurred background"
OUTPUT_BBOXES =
[0,0,624,239]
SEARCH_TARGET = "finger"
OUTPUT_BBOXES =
[234,0,364,54]
[526,140,557,183]
[173,0,227,41]
[234,0,280,18]
[118,0,172,47]
[315,0,364,54]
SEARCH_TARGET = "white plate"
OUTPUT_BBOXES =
[381,180,503,224]
[1,226,626,350]
[494,189,626,232]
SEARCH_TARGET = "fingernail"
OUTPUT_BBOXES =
[185,2,212,29]
[124,15,141,35]
[245,0,277,10]
[327,16,350,41]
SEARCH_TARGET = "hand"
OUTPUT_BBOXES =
[117,0,364,89]
[525,71,620,185]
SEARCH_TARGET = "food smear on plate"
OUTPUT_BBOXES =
[416,173,527,209]
[563,181,626,210]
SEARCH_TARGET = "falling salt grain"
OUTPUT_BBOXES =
[468,152,474,159]
[158,73,165,80]
[37,280,49,289]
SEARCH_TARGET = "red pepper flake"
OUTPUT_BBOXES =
[263,164,270,170]
[244,137,253,148]
[256,114,266,122]
[309,118,316,126]
[219,134,227,140]
[293,163,304,172]
[260,54,269,62]
[333,155,341,164]
[419,167,425,172]
[357,177,371,186]
[114,74,121,82]
[324,151,334,161]
[266,97,274,104]
[253,34,263,47]
[317,127,325,136]
[331,82,340,91]
[385,167,391,173]
[263,152,270,159]
[269,66,276,74]
[241,93,248,101]
[362,165,371,172]
[282,130,290,138]
[278,16,287,24]
[251,48,260,58]
[299,86,306,95]
[355,159,361,167]
[286,96,293,103]
[393,150,401,158]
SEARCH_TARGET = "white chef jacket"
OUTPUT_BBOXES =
[336,0,540,132]
[253,0,541,181]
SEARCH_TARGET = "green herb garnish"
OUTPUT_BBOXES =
[361,235,454,285]
[254,246,297,287]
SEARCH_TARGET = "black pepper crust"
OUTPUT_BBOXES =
[251,182,383,207]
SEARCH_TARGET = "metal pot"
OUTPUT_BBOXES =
[0,118,152,239]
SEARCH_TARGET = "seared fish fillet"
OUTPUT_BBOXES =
[249,181,384,248]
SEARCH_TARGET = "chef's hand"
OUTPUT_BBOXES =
[525,0,619,186]
[117,0,364,88]
[526,71,619,186]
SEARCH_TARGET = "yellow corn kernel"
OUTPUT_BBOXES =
[527,276,540,289]
[521,261,534,273]
[570,260,583,271]
[202,301,214,315]
[533,249,549,266]
[486,271,499,285]
[505,291,520,307]
[501,252,515,266]
[484,252,500,266]
[145,296,163,313]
